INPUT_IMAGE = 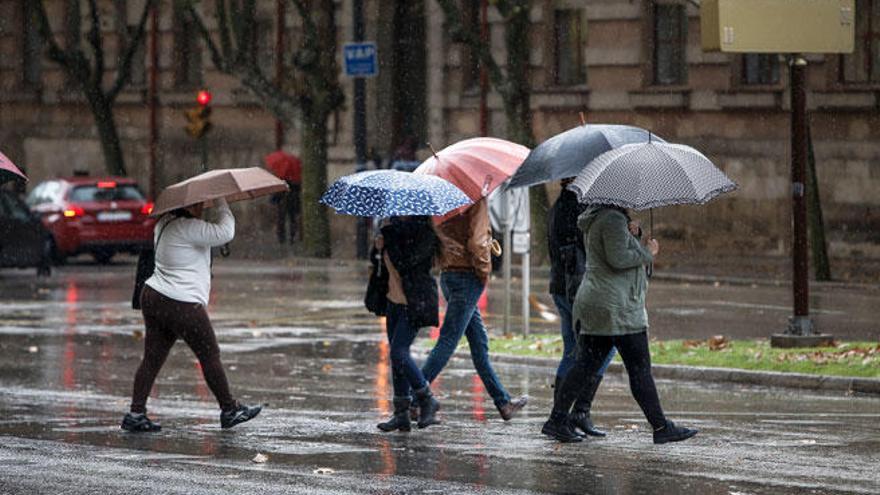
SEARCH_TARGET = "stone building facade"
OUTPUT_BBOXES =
[2,0,878,261]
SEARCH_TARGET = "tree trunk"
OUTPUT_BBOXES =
[88,91,127,176]
[300,109,331,258]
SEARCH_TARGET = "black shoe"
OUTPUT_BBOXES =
[220,404,262,429]
[378,397,412,432]
[570,411,606,437]
[546,413,582,443]
[653,421,698,444]
[121,412,161,432]
[497,395,529,421]
[409,403,420,421]
[413,386,440,429]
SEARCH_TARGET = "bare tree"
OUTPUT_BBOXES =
[186,0,343,258]
[435,0,549,259]
[34,0,157,176]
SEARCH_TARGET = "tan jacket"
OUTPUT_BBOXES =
[437,198,492,283]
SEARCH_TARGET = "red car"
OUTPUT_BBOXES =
[26,177,156,264]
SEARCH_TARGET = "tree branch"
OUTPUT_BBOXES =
[214,0,235,61]
[108,0,158,101]
[435,0,508,99]
[34,1,73,69]
[186,6,231,73]
[86,0,105,87]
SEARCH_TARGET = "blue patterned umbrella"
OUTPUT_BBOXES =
[320,170,473,217]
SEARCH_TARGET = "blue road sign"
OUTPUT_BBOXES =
[343,42,378,78]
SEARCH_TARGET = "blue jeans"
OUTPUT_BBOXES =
[552,293,615,380]
[421,271,511,408]
[386,303,429,399]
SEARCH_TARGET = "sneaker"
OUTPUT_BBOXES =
[497,395,528,421]
[653,421,698,444]
[220,404,262,429]
[121,412,161,432]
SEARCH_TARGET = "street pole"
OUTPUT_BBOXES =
[353,0,369,259]
[478,0,488,136]
[521,198,530,337]
[200,136,208,173]
[502,192,511,335]
[147,5,158,200]
[771,55,832,348]
[274,0,285,150]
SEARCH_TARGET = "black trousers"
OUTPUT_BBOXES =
[274,186,300,244]
[555,331,666,429]
[130,286,236,413]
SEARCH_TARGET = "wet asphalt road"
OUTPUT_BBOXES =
[0,259,878,495]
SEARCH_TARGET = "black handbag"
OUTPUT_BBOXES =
[364,247,388,316]
[131,219,175,310]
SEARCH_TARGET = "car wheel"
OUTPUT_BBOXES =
[93,250,114,264]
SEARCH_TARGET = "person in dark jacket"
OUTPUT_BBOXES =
[375,216,442,432]
[543,180,616,438]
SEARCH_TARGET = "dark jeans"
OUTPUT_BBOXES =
[130,286,236,413]
[421,271,511,408]
[555,331,666,429]
[551,294,615,379]
[386,303,429,398]
[274,186,300,244]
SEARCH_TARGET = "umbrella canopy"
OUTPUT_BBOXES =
[152,167,288,216]
[413,137,529,221]
[567,142,737,210]
[0,151,28,184]
[320,170,472,218]
[264,151,302,183]
[506,124,664,189]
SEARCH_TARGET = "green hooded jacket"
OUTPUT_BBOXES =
[572,206,653,336]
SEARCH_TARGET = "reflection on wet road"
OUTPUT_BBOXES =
[0,261,878,494]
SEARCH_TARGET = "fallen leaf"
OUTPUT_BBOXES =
[251,453,268,463]
[708,335,730,351]
[682,340,702,349]
[27,346,39,353]
[321,364,333,373]
[132,330,144,340]
[313,467,335,474]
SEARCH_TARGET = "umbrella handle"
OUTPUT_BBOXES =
[220,243,231,257]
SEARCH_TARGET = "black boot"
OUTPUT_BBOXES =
[653,420,698,444]
[541,375,565,437]
[570,375,606,437]
[413,386,440,429]
[544,411,582,443]
[378,397,412,432]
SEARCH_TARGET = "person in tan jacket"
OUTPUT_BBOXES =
[420,198,528,420]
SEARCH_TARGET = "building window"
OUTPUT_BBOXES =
[22,1,42,88]
[173,4,202,88]
[653,3,687,86]
[553,9,585,86]
[840,0,880,83]
[742,54,780,85]
[460,0,481,92]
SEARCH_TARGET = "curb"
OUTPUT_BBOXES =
[468,351,880,396]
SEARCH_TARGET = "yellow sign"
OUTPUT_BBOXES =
[701,0,855,53]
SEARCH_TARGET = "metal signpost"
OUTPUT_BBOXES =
[700,0,854,347]
[492,186,530,336]
[343,38,377,259]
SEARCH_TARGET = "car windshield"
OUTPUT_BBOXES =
[70,184,145,202]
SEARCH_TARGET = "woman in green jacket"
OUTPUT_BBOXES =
[544,205,698,445]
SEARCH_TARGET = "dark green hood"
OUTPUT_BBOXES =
[577,205,606,235]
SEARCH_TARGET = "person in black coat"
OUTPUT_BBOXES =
[374,216,442,432]
[543,179,617,439]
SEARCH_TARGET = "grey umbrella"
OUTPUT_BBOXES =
[567,141,737,211]
[505,124,665,189]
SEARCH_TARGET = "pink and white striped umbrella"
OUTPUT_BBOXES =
[414,137,529,222]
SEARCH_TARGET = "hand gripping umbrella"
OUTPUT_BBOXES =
[320,169,472,218]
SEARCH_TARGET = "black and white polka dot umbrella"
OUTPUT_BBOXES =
[567,141,737,210]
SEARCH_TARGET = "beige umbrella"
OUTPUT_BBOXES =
[152,167,288,217]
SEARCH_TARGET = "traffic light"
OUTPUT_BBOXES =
[184,90,213,138]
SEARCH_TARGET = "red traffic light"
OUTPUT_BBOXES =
[196,90,212,106]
